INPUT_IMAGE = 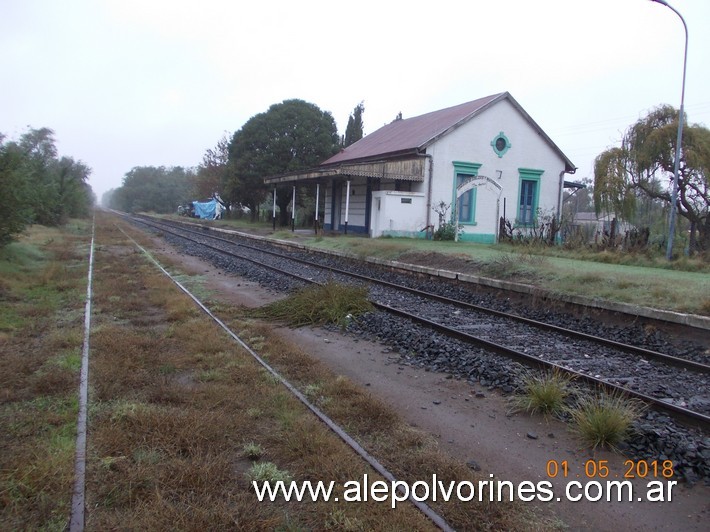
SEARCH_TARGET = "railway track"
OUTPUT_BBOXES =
[130,214,710,430]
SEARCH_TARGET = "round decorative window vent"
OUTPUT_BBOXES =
[491,132,511,158]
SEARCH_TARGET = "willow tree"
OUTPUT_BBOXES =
[594,105,710,253]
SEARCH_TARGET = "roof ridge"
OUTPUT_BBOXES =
[323,92,506,165]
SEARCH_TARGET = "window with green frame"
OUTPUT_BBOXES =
[452,161,481,224]
[517,168,543,226]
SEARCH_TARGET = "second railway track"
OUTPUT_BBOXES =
[130,214,710,431]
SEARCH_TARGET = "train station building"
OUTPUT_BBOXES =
[264,92,576,243]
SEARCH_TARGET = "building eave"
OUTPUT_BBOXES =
[264,153,427,185]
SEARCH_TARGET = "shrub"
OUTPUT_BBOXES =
[433,222,460,241]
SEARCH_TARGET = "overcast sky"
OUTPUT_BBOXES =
[2,0,709,200]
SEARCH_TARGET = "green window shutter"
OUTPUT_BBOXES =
[517,168,544,226]
[452,161,482,225]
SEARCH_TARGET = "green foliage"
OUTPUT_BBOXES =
[509,370,571,418]
[53,156,93,221]
[0,140,34,245]
[433,222,460,241]
[195,133,230,200]
[0,128,93,246]
[593,147,636,221]
[107,166,194,213]
[594,105,710,254]
[342,101,365,148]
[568,389,645,450]
[242,442,264,460]
[246,462,292,483]
[258,281,372,327]
[224,99,340,223]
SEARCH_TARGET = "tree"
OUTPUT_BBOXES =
[16,127,61,225]
[195,133,230,201]
[0,127,93,245]
[109,166,193,213]
[101,188,117,208]
[594,105,710,254]
[563,178,594,214]
[224,99,340,224]
[342,101,365,147]
[0,135,33,245]
[53,156,92,221]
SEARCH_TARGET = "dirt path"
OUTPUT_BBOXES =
[152,235,710,531]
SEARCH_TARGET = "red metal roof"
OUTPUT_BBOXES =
[321,91,575,173]
[323,93,505,165]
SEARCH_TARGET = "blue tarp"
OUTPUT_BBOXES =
[192,199,218,219]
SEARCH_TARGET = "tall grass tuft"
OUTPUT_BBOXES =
[509,369,571,418]
[242,442,264,460]
[258,281,372,327]
[246,462,292,483]
[568,389,645,450]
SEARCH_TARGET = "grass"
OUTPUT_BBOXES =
[242,442,265,460]
[0,222,90,529]
[161,213,710,315]
[509,370,572,418]
[246,462,292,483]
[479,253,550,282]
[84,216,441,530]
[568,389,646,450]
[257,280,373,327]
[21,211,668,528]
[82,212,549,531]
[508,369,646,451]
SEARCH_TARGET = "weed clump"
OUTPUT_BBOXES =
[258,281,372,327]
[509,369,571,418]
[568,389,645,450]
[246,462,292,483]
[242,442,265,460]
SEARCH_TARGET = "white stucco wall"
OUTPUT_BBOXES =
[425,98,568,242]
[319,98,571,239]
[370,191,427,238]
